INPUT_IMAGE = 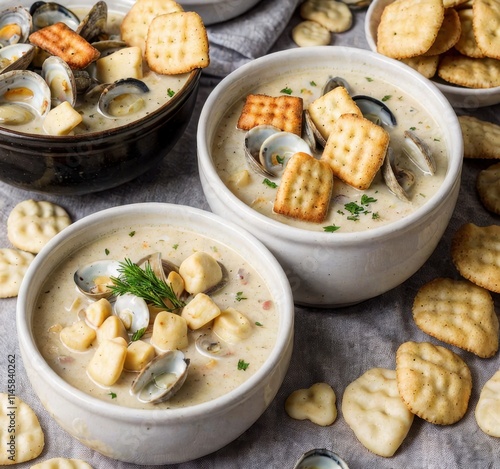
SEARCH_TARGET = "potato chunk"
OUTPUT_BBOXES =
[181,292,221,330]
[179,252,222,295]
[97,315,128,343]
[60,320,96,351]
[95,46,143,83]
[43,101,83,136]
[87,338,127,386]
[151,311,188,351]
[124,340,156,371]
[213,307,252,343]
[85,298,112,327]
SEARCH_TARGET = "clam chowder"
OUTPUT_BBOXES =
[34,224,279,409]
[211,69,448,233]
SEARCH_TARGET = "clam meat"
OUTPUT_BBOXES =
[42,55,77,107]
[97,78,150,118]
[195,331,232,359]
[74,259,122,300]
[0,69,51,125]
[130,350,190,404]
[0,43,35,74]
[0,6,32,47]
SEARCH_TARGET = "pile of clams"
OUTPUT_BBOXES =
[244,76,436,203]
[0,1,150,131]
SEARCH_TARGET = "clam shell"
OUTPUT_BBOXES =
[0,6,32,47]
[74,259,122,300]
[42,55,77,107]
[0,43,35,74]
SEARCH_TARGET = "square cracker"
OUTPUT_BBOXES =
[29,22,100,69]
[451,223,500,293]
[377,0,445,59]
[145,11,209,75]
[321,113,389,190]
[459,115,500,158]
[473,0,500,60]
[307,86,362,141]
[237,94,303,135]
[412,277,499,358]
[120,0,183,53]
[396,341,472,425]
[273,151,333,223]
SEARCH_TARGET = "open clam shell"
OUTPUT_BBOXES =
[42,55,77,107]
[113,293,150,334]
[353,95,397,127]
[74,259,122,300]
[97,78,150,118]
[244,124,281,177]
[403,130,436,175]
[293,449,349,469]
[131,350,190,404]
[0,43,35,74]
[31,2,80,31]
[0,6,32,47]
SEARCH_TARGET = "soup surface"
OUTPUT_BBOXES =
[34,224,279,409]
[211,69,448,233]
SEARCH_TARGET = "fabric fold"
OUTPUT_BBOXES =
[205,0,302,77]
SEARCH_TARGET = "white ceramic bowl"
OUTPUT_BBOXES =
[16,203,294,465]
[178,0,261,25]
[365,0,500,108]
[197,46,463,307]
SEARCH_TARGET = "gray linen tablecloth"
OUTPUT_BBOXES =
[1,1,500,468]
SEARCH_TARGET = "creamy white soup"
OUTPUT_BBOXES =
[34,224,279,409]
[212,70,448,233]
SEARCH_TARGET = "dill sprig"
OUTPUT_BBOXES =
[109,258,185,311]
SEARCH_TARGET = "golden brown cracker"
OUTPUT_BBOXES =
[145,11,209,75]
[396,341,472,425]
[321,113,389,190]
[423,8,461,56]
[437,53,500,88]
[307,86,362,141]
[377,0,445,59]
[29,22,100,69]
[292,20,331,47]
[455,9,484,58]
[120,0,183,52]
[412,277,499,358]
[273,152,333,223]
[237,94,303,136]
[451,223,500,293]
[399,55,440,78]
[477,162,500,214]
[473,0,500,60]
[459,115,500,158]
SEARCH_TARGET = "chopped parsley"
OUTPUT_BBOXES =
[104,248,110,255]
[167,88,175,97]
[263,178,278,188]
[172,243,179,250]
[235,291,247,302]
[310,80,317,86]
[129,231,136,237]
[323,225,341,232]
[108,392,117,399]
[276,154,285,165]
[238,359,250,371]
[255,321,263,327]
[280,87,292,95]
[382,95,391,102]
[365,77,374,82]
[340,195,378,221]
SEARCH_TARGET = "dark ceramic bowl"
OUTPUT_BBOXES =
[0,0,201,195]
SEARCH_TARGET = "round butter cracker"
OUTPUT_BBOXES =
[7,200,72,254]
[292,20,331,47]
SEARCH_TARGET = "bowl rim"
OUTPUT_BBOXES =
[364,0,500,100]
[16,202,294,421]
[0,0,201,141]
[196,45,463,245]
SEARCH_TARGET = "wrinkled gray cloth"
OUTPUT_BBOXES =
[205,0,302,77]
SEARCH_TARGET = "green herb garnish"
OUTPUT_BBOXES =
[167,88,175,97]
[109,258,185,311]
[235,291,247,302]
[361,194,377,205]
[108,392,117,399]
[324,225,341,232]
[382,95,391,102]
[131,327,146,341]
[105,248,110,255]
[129,231,136,237]
[276,155,285,165]
[263,178,278,188]
[172,243,179,250]
[310,80,317,86]
[255,321,263,327]
[280,87,292,95]
[238,359,250,371]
